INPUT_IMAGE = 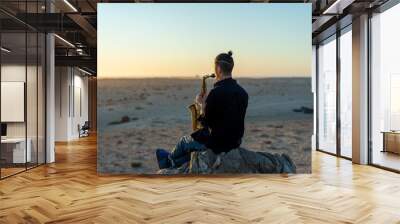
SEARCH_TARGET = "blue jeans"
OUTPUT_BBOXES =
[169,135,207,168]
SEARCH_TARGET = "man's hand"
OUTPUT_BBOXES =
[195,92,207,105]
[195,92,207,113]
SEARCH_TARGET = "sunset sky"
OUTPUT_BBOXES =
[98,4,311,78]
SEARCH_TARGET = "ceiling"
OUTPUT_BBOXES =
[0,0,392,76]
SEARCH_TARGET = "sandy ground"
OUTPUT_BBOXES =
[98,78,313,174]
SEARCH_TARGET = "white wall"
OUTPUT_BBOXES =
[55,66,70,141]
[1,63,46,164]
[1,65,34,138]
[1,64,26,81]
[1,82,25,122]
[55,67,89,141]
[1,65,26,138]
[72,73,89,137]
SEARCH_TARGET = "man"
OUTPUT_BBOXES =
[155,51,295,173]
[156,51,246,169]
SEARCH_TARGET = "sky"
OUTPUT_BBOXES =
[98,4,311,78]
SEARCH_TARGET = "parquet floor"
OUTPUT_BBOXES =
[1,134,400,223]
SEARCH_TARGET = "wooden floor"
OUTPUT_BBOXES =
[372,150,400,171]
[1,135,400,224]
[1,167,26,178]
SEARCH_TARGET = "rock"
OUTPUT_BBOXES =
[108,115,131,125]
[293,106,313,114]
[301,107,313,114]
[131,161,142,168]
[158,148,296,175]
[157,163,189,174]
[120,116,130,123]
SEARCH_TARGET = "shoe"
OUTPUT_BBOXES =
[280,154,296,173]
[156,148,172,169]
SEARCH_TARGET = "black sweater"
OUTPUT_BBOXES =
[191,78,248,154]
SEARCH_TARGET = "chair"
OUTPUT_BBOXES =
[78,121,90,138]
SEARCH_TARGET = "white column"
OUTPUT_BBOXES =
[46,32,55,163]
[352,14,369,164]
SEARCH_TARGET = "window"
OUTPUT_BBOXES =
[339,27,352,158]
[317,35,337,154]
[0,2,46,179]
[370,3,400,171]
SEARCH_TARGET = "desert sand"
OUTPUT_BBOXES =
[98,78,313,174]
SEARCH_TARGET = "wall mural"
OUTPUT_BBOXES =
[97,3,313,174]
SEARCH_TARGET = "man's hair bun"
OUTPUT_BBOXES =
[215,51,235,74]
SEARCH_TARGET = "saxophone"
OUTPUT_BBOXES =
[188,73,216,131]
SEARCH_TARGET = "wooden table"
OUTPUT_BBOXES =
[381,131,400,154]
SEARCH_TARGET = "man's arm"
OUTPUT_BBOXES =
[200,89,216,127]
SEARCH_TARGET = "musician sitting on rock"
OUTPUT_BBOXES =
[155,51,296,173]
